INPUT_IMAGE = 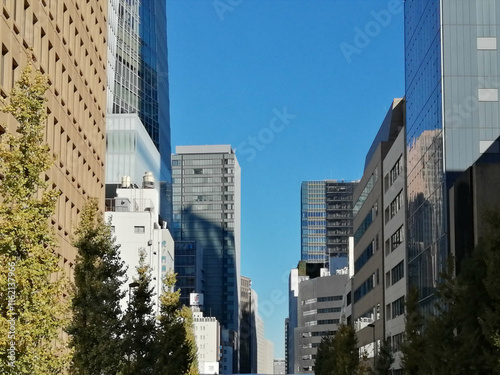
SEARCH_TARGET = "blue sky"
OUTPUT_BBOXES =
[166,0,405,358]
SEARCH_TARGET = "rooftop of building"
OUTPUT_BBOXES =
[175,144,234,155]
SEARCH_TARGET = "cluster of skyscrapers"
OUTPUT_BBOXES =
[287,1,500,373]
[4,1,500,374]
[0,1,273,374]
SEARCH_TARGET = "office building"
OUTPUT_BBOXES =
[352,99,404,364]
[240,276,257,373]
[293,270,347,374]
[175,240,203,307]
[405,0,500,312]
[172,145,241,372]
[382,113,406,373]
[104,173,175,312]
[191,294,221,375]
[0,1,107,270]
[301,180,357,272]
[106,0,171,221]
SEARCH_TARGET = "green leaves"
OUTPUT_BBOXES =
[153,271,199,375]
[0,62,71,374]
[314,323,359,375]
[402,212,500,375]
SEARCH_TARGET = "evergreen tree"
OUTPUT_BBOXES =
[479,210,500,373]
[314,324,359,375]
[154,271,198,375]
[334,323,359,375]
[374,339,393,375]
[68,198,127,374]
[0,61,71,374]
[401,287,426,375]
[122,250,156,375]
[314,335,335,375]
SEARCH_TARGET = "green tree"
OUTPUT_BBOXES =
[479,210,500,373]
[122,250,156,375]
[374,339,393,375]
[314,335,335,375]
[154,271,198,375]
[68,198,127,374]
[401,287,426,375]
[314,324,359,375]
[0,62,71,374]
[334,323,359,375]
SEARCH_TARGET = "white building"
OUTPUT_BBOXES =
[192,296,221,375]
[274,359,286,374]
[105,174,175,312]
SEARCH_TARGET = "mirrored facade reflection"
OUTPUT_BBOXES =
[405,0,500,313]
[172,146,241,343]
[107,0,171,221]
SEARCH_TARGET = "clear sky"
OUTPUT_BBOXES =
[166,0,405,359]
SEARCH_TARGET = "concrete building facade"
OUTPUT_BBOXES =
[240,276,256,373]
[382,119,406,373]
[104,176,175,312]
[0,0,108,272]
[294,272,347,374]
[192,305,221,375]
[352,99,404,362]
[274,359,286,374]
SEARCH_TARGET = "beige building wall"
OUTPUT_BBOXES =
[0,0,107,275]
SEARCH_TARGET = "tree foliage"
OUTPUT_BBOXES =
[154,271,198,375]
[402,211,500,375]
[68,198,127,374]
[314,323,359,375]
[0,61,71,374]
[375,339,393,375]
[122,250,156,375]
[315,335,335,375]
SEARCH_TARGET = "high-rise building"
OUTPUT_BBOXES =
[174,240,203,307]
[301,180,357,272]
[0,1,107,269]
[240,276,256,373]
[405,0,500,312]
[172,145,241,372]
[382,112,406,373]
[351,99,404,367]
[106,0,171,221]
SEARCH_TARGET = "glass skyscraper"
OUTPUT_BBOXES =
[301,181,357,271]
[106,0,171,220]
[405,0,500,312]
[172,145,241,337]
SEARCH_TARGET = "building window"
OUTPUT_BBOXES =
[390,226,404,251]
[391,261,404,285]
[391,296,405,318]
[134,226,145,234]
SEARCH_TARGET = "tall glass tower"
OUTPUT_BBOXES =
[106,0,171,221]
[405,0,500,313]
[171,145,241,337]
[301,181,357,272]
